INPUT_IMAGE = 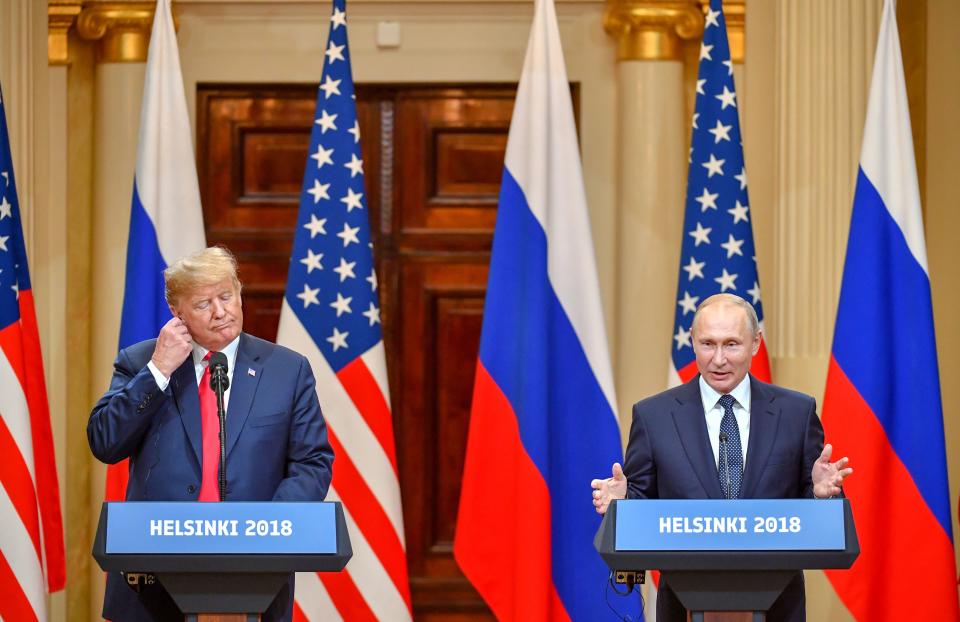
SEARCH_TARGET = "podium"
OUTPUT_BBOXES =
[93,502,352,622]
[595,499,859,622]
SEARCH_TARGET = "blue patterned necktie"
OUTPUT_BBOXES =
[717,394,744,499]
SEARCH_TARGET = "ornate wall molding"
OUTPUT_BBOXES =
[48,0,83,65]
[49,1,160,64]
[603,0,703,61]
[76,1,156,62]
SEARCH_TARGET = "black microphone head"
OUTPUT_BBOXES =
[208,351,229,391]
[209,351,228,371]
[719,432,728,443]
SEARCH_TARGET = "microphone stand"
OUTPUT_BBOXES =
[719,432,732,499]
[210,362,230,502]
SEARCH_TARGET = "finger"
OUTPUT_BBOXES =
[839,467,854,478]
[833,456,849,469]
[612,463,624,480]
[590,479,604,490]
[819,443,833,463]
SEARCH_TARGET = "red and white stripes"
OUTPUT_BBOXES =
[278,303,412,621]
[0,294,65,622]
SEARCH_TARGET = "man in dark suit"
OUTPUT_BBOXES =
[591,293,852,622]
[89,246,334,622]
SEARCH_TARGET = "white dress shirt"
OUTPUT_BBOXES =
[147,335,240,413]
[699,374,751,470]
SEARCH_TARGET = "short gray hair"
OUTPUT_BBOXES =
[691,293,759,336]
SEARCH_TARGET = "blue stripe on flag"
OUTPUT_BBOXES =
[119,181,172,349]
[479,167,626,619]
[831,167,951,536]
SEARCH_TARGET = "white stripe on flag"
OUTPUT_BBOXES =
[326,486,413,621]
[644,581,658,621]
[0,491,45,620]
[294,570,343,622]
[133,0,205,263]
[858,0,926,273]
[0,355,36,481]
[360,343,391,411]
[501,0,618,418]
[277,303,405,538]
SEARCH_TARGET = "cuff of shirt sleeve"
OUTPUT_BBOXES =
[147,360,170,391]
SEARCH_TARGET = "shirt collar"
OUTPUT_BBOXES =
[699,373,752,412]
[192,334,241,372]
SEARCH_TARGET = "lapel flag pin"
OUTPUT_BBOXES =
[248,368,256,377]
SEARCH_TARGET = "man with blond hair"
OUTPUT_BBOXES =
[89,246,333,622]
[590,293,852,622]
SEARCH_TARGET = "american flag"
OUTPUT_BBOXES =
[276,0,412,619]
[0,83,66,620]
[669,0,771,386]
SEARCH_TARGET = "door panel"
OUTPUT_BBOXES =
[197,83,515,619]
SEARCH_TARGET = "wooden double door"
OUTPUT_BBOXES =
[196,83,515,619]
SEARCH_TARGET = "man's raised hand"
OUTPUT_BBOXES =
[591,462,627,515]
[151,316,193,378]
[812,443,853,499]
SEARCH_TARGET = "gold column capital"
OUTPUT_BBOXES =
[49,1,84,65]
[698,0,744,63]
[603,0,704,61]
[75,1,157,63]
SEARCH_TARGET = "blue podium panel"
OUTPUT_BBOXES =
[615,499,845,552]
[105,502,338,555]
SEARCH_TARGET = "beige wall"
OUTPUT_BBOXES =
[1,0,955,619]
[927,0,960,576]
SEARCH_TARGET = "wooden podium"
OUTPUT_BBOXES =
[595,499,859,622]
[93,501,352,621]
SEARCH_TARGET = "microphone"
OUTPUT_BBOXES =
[719,432,732,499]
[208,352,229,502]
[209,351,230,392]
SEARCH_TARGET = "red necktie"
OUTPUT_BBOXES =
[197,352,221,501]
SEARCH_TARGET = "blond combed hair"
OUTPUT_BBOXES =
[164,246,241,307]
[692,293,760,337]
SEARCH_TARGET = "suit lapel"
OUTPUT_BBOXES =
[671,377,724,499]
[225,333,263,458]
[740,375,781,499]
[171,356,202,466]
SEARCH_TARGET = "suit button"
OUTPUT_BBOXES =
[187,485,196,494]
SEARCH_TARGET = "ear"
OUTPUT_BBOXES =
[751,330,763,356]
[169,303,180,320]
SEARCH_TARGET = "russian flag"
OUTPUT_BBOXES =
[453,0,627,619]
[104,0,207,502]
[822,1,960,619]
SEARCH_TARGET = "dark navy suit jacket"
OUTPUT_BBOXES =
[623,375,824,622]
[88,333,334,622]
